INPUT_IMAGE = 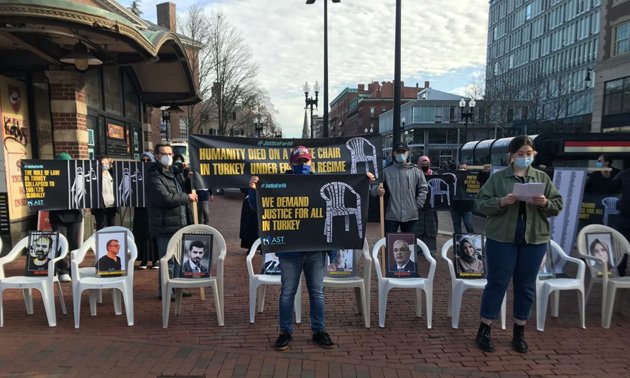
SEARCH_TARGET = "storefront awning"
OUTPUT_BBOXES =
[0,0,200,105]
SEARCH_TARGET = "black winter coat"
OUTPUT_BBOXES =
[147,163,191,237]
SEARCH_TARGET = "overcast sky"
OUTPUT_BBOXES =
[122,0,489,137]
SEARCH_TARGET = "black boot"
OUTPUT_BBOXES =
[475,322,495,352]
[512,324,528,353]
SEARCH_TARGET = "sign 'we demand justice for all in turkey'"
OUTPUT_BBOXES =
[255,174,370,253]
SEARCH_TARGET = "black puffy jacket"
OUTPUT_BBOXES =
[147,163,191,237]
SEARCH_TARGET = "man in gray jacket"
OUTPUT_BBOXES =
[373,142,428,233]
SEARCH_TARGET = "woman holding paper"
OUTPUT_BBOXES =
[474,135,563,353]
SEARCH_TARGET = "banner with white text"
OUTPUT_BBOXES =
[256,174,370,253]
[189,135,382,188]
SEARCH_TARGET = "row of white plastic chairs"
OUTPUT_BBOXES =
[0,224,627,329]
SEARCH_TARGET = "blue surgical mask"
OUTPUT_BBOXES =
[595,161,604,168]
[102,164,110,171]
[514,157,533,169]
[292,163,311,175]
[394,153,408,163]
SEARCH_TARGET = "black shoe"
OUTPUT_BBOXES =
[475,322,495,352]
[312,331,335,349]
[182,290,193,298]
[512,324,528,353]
[274,332,293,351]
[139,261,148,270]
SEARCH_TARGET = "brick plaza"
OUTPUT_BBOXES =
[1,193,629,377]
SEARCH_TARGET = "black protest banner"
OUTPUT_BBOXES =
[424,173,455,210]
[446,170,484,200]
[256,174,369,253]
[22,159,101,211]
[112,161,147,207]
[189,135,382,188]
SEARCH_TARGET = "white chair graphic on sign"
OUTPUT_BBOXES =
[346,137,378,178]
[427,178,450,208]
[602,197,619,226]
[320,182,363,243]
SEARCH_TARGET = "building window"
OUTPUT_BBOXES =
[614,22,630,56]
[179,118,188,139]
[604,76,630,115]
[370,107,375,118]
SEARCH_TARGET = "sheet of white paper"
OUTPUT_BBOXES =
[512,182,544,203]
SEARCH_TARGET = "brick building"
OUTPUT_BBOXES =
[328,81,421,137]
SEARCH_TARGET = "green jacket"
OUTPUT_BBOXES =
[475,165,563,244]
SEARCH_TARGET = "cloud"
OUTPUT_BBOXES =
[127,0,489,137]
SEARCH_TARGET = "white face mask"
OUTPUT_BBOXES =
[160,154,173,167]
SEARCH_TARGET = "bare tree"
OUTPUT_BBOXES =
[178,7,275,137]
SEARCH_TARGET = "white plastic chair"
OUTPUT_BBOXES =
[320,182,363,243]
[246,238,301,324]
[577,224,630,328]
[536,240,586,331]
[601,197,619,226]
[346,137,379,178]
[324,240,372,328]
[79,226,136,304]
[440,239,505,329]
[372,237,436,328]
[71,227,137,328]
[427,178,450,208]
[161,225,225,328]
[0,235,68,327]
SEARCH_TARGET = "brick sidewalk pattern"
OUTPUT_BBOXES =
[1,194,629,377]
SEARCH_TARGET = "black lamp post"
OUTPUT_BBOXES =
[392,0,402,146]
[306,0,340,137]
[254,116,264,138]
[304,81,319,138]
[459,98,476,146]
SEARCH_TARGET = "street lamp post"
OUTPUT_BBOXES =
[304,81,319,138]
[254,116,264,138]
[392,0,402,146]
[459,98,476,146]
[306,0,340,137]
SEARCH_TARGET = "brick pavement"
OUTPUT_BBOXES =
[1,193,630,377]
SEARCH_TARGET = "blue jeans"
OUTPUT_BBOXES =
[451,210,475,234]
[384,220,417,233]
[480,239,547,321]
[278,251,326,334]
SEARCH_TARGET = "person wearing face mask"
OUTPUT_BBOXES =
[248,145,376,351]
[147,143,198,299]
[91,155,118,230]
[415,155,439,254]
[372,142,428,233]
[474,135,562,354]
[585,154,620,194]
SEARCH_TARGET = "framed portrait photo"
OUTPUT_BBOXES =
[453,233,486,279]
[179,233,213,278]
[96,230,127,276]
[385,233,418,278]
[25,231,59,276]
[262,252,281,275]
[584,232,616,277]
[326,249,356,278]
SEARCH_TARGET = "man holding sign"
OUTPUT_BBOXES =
[249,145,375,351]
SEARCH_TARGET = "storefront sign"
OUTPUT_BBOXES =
[0,76,31,220]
